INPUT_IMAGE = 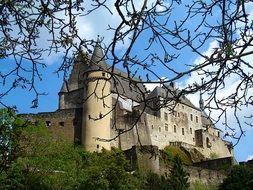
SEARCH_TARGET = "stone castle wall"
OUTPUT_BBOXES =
[146,102,202,149]
[21,108,83,144]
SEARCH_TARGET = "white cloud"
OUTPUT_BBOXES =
[179,37,253,141]
[246,155,253,161]
[177,2,253,136]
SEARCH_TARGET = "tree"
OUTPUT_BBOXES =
[0,111,142,189]
[1,0,253,143]
[0,109,15,171]
[141,155,190,190]
[170,156,190,190]
[77,147,141,190]
[0,111,82,189]
[168,155,190,190]
[219,165,253,190]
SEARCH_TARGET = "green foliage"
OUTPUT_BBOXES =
[142,172,171,190]
[0,114,81,189]
[142,155,190,190]
[0,109,16,170]
[163,146,193,166]
[190,181,217,190]
[209,153,218,160]
[77,147,141,190]
[0,110,193,189]
[219,165,253,190]
[168,155,190,190]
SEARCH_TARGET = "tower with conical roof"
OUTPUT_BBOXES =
[82,40,112,151]
[58,79,68,110]
[199,91,204,111]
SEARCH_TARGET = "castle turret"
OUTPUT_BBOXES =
[82,40,112,151]
[58,79,68,110]
[199,91,204,111]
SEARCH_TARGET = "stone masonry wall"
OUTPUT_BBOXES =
[20,109,82,143]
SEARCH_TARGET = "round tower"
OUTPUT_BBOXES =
[82,40,112,151]
[58,80,67,110]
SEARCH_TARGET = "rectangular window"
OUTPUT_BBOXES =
[165,123,168,131]
[182,128,185,135]
[190,114,193,121]
[59,121,64,127]
[164,112,168,121]
[190,128,192,134]
[174,125,176,133]
[159,127,161,132]
[196,116,198,123]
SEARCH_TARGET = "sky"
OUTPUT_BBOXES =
[1,0,253,162]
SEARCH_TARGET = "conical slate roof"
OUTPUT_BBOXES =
[88,39,109,71]
[59,80,67,93]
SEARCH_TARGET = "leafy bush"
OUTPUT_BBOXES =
[219,165,253,190]
[191,181,217,190]
[163,146,193,165]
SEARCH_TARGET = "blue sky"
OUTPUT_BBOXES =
[1,0,253,162]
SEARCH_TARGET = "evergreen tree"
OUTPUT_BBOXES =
[168,155,190,190]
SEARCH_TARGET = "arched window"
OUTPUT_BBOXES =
[206,137,211,148]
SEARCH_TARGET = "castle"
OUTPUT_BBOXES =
[23,40,233,160]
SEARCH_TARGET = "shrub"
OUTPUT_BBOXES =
[163,146,193,165]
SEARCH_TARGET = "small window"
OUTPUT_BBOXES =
[190,128,192,134]
[59,122,64,127]
[73,118,77,126]
[193,138,195,142]
[97,144,99,149]
[174,125,177,133]
[196,116,198,123]
[165,124,168,131]
[102,72,105,77]
[182,128,185,135]
[46,121,51,127]
[164,112,168,121]
[154,111,157,117]
[206,137,211,148]
[178,112,180,117]
[218,131,220,137]
[182,105,184,109]
[190,114,193,121]
[151,125,154,130]
[159,127,161,132]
